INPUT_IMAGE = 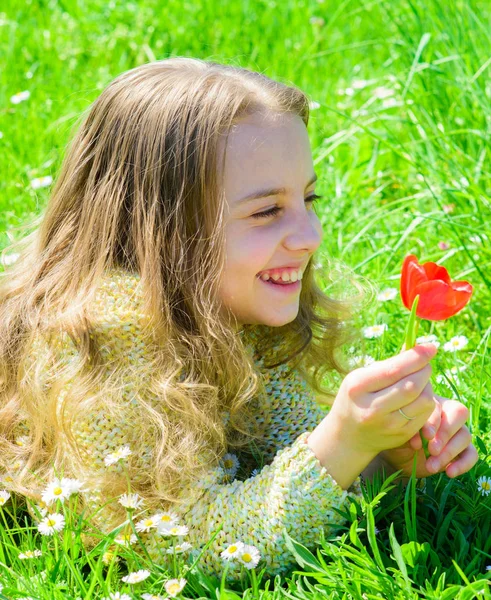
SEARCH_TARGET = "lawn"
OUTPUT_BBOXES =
[0,0,490,597]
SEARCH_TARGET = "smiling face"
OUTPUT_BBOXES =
[217,110,323,329]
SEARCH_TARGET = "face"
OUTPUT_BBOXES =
[217,110,323,329]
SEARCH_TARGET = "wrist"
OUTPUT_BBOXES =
[307,412,377,490]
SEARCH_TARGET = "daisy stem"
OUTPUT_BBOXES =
[54,533,60,564]
[172,537,177,578]
[0,509,9,564]
[250,567,258,595]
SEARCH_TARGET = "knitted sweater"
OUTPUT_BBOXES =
[12,269,364,581]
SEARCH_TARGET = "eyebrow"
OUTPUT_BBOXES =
[236,173,318,204]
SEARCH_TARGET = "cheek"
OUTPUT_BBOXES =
[225,228,274,273]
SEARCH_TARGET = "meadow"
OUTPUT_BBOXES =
[0,0,491,597]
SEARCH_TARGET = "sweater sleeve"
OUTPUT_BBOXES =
[15,271,363,583]
[152,358,364,582]
[163,430,363,582]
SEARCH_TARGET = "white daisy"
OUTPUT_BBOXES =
[352,79,372,89]
[14,435,30,446]
[236,544,261,569]
[37,512,65,535]
[309,100,321,110]
[416,334,440,348]
[1,253,20,266]
[443,335,468,352]
[0,489,11,506]
[436,365,467,386]
[221,541,245,560]
[118,492,144,510]
[0,473,14,488]
[102,593,132,600]
[377,288,398,301]
[349,355,375,368]
[152,510,179,527]
[363,324,388,339]
[382,97,399,109]
[164,578,187,597]
[10,90,30,104]
[121,569,151,584]
[114,533,137,546]
[477,476,491,496]
[30,175,53,190]
[104,445,132,466]
[102,551,120,564]
[158,524,189,537]
[135,516,158,532]
[19,549,42,559]
[220,453,240,478]
[373,86,394,99]
[486,565,491,572]
[142,594,166,600]
[34,503,49,517]
[470,235,484,244]
[11,459,25,471]
[41,477,83,505]
[166,541,193,554]
[62,477,85,495]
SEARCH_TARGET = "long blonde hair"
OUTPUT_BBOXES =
[0,58,368,518]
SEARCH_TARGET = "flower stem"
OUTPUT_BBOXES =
[404,295,420,351]
[404,295,430,459]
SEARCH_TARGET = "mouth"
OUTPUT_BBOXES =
[257,276,301,293]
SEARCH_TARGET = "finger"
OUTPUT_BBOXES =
[426,426,472,474]
[427,398,469,456]
[371,368,433,414]
[409,397,441,450]
[421,392,441,442]
[353,344,437,394]
[445,445,479,478]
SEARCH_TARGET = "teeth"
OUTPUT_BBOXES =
[258,269,303,282]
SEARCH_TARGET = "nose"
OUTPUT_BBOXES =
[282,209,323,254]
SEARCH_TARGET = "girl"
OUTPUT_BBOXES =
[0,57,478,581]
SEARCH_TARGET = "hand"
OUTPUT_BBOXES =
[379,394,479,479]
[329,343,438,456]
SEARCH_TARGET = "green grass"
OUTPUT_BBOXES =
[1,0,491,597]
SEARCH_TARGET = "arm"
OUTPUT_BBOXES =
[24,320,365,583]
[168,432,363,581]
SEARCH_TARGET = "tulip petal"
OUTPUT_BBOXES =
[422,261,451,284]
[401,255,427,310]
[414,280,473,320]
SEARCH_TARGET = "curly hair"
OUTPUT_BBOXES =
[0,57,370,518]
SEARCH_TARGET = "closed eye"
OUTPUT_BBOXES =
[251,194,322,219]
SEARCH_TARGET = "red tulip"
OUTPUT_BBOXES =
[400,254,473,321]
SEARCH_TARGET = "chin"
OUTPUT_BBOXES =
[259,312,298,328]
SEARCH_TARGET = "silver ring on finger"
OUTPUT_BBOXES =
[399,407,416,421]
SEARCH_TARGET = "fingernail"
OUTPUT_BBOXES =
[427,458,439,473]
[432,440,441,452]
[427,427,435,438]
